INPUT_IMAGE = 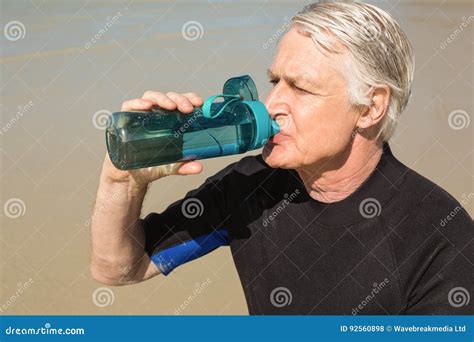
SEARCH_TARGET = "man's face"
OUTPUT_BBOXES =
[263,27,361,171]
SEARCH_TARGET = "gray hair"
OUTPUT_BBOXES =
[292,1,415,142]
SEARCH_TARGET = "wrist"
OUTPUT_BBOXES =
[99,174,149,199]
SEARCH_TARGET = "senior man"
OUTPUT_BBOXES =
[91,2,473,314]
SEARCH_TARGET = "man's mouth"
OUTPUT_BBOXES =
[269,133,290,144]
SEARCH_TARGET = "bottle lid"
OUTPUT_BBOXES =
[222,75,259,101]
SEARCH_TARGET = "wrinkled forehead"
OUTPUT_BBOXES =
[271,26,348,82]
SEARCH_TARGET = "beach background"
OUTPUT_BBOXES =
[1,0,472,315]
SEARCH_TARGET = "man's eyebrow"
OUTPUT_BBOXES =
[267,69,278,80]
[267,68,318,89]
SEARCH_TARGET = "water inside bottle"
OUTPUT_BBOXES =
[107,105,256,170]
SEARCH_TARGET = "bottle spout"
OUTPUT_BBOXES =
[270,119,280,136]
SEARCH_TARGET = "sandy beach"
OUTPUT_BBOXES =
[1,0,472,315]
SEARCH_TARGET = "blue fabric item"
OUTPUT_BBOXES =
[150,229,229,275]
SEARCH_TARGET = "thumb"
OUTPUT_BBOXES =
[176,161,203,175]
[148,161,202,179]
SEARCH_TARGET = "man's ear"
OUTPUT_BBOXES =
[356,85,391,129]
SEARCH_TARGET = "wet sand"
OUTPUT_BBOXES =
[1,0,472,315]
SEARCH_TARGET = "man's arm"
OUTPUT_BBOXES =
[90,173,158,285]
[90,92,204,286]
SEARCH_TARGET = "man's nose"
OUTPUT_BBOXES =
[264,83,291,119]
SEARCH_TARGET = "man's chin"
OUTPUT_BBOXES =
[262,144,290,169]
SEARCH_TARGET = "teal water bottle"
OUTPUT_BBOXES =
[105,75,280,170]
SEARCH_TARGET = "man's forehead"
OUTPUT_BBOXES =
[268,50,322,87]
[269,28,344,85]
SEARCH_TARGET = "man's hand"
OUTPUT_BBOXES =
[101,91,205,189]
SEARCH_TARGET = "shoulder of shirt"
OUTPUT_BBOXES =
[396,162,472,228]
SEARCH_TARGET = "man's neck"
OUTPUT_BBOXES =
[296,140,383,203]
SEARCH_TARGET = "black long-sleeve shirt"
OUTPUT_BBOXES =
[142,144,473,314]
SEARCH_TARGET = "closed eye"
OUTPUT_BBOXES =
[269,78,317,95]
[293,84,306,92]
[291,83,313,95]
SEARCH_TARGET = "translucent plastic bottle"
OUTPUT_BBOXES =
[106,75,280,170]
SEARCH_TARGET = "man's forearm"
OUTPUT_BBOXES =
[90,177,149,284]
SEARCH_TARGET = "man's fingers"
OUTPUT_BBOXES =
[176,161,203,175]
[141,91,177,110]
[150,161,202,178]
[166,92,194,113]
[182,92,203,107]
[123,91,202,113]
[121,98,154,111]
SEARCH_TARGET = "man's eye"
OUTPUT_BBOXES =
[293,85,308,93]
[269,79,279,86]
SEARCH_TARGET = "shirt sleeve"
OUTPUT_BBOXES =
[140,163,236,276]
[402,203,474,314]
